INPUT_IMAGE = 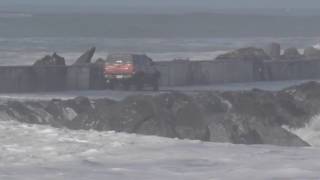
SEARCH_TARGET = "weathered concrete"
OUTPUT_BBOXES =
[33,66,67,91]
[155,60,255,86]
[0,58,320,92]
[0,65,93,92]
[264,43,281,60]
[264,60,320,81]
[66,66,91,90]
[66,65,105,90]
[0,66,67,93]
[190,60,255,84]
[0,66,35,92]
[155,60,191,86]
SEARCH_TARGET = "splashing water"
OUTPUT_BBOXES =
[287,115,320,146]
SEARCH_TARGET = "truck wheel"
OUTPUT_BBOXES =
[134,73,144,91]
[106,81,115,90]
[152,82,159,91]
[152,72,160,91]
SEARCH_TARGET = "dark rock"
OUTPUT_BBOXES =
[264,42,281,59]
[33,53,66,66]
[198,90,310,146]
[73,47,96,65]
[6,101,54,124]
[215,47,271,61]
[282,81,320,115]
[5,82,320,147]
[94,58,106,66]
[281,47,303,60]
[303,47,320,60]
[154,93,210,140]
[119,96,174,136]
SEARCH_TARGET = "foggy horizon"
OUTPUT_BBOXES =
[2,0,320,15]
[2,0,320,8]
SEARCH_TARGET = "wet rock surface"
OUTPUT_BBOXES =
[215,47,271,61]
[281,47,303,60]
[303,47,320,60]
[73,47,96,65]
[264,42,281,59]
[33,53,66,66]
[2,82,320,147]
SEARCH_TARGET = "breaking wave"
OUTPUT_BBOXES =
[313,43,320,49]
[285,115,320,146]
[1,119,320,180]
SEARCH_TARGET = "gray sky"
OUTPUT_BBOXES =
[2,0,320,9]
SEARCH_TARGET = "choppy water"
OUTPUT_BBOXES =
[0,119,320,180]
[1,13,320,65]
[0,37,319,65]
[1,12,320,179]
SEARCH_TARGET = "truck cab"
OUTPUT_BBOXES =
[104,54,160,91]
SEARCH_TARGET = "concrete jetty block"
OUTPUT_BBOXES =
[66,66,91,90]
[32,66,67,91]
[264,60,320,81]
[190,60,255,85]
[0,66,35,92]
[155,60,191,86]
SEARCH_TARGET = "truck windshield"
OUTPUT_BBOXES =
[106,55,133,65]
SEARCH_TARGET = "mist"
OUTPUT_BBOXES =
[2,0,320,15]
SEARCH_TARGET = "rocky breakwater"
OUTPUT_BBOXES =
[2,82,320,146]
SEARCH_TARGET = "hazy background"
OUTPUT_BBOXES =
[2,0,320,14]
[1,0,320,65]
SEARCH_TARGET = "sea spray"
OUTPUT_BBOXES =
[284,114,320,146]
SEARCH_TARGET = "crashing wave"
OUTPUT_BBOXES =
[313,43,320,50]
[285,115,320,146]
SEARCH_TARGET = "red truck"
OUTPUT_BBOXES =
[104,54,160,91]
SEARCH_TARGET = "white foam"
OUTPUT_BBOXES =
[286,115,320,146]
[313,43,320,49]
[0,120,320,179]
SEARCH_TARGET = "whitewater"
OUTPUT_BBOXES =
[3,10,320,179]
[0,79,319,179]
[0,118,320,180]
[1,37,320,179]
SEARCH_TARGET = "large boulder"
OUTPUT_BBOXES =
[6,82,320,147]
[215,47,271,61]
[94,58,106,66]
[195,90,309,146]
[264,42,281,59]
[73,47,96,65]
[282,81,320,115]
[154,93,209,140]
[33,53,66,66]
[303,47,320,60]
[281,47,303,60]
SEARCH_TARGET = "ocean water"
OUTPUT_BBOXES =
[1,13,320,65]
[1,119,320,180]
[1,12,320,179]
[0,37,320,66]
[4,115,320,180]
